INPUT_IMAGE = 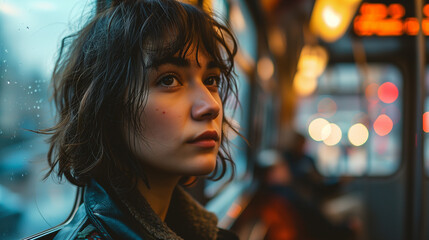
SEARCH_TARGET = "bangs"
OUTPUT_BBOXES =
[140,2,236,82]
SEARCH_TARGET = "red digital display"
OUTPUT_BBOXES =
[354,3,429,36]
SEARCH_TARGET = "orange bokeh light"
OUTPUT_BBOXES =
[360,3,387,20]
[424,4,429,17]
[423,112,429,133]
[404,18,420,35]
[378,82,398,103]
[374,114,393,136]
[354,3,429,36]
[388,4,405,19]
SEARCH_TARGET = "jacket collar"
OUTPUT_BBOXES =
[85,179,219,240]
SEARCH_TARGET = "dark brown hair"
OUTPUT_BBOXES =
[42,0,239,188]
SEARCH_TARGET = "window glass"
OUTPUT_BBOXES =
[294,64,402,176]
[204,0,253,221]
[229,0,257,62]
[204,49,251,197]
[0,1,94,239]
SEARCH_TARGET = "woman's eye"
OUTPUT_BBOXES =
[204,76,220,87]
[157,74,181,88]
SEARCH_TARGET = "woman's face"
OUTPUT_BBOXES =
[127,49,223,177]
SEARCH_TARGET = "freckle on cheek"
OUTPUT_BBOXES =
[162,111,166,114]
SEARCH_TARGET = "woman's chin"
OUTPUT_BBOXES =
[185,155,217,176]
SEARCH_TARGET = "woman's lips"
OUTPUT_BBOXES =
[187,130,219,148]
[189,139,217,148]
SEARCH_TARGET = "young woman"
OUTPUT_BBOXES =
[43,0,240,239]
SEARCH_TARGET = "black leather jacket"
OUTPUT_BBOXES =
[53,179,238,240]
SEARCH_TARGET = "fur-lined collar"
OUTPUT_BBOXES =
[118,185,219,240]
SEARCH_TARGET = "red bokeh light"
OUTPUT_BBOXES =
[378,82,398,103]
[374,114,393,136]
[423,112,429,133]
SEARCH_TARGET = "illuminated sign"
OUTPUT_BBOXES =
[354,3,429,36]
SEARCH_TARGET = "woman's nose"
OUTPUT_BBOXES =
[191,86,221,121]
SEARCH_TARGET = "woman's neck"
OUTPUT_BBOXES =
[137,171,181,221]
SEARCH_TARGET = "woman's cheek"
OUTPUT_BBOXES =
[145,105,182,141]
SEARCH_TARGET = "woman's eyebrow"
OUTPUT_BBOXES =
[150,57,220,70]
[150,57,190,69]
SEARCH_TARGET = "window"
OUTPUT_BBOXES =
[0,1,95,239]
[294,64,402,176]
[204,0,255,225]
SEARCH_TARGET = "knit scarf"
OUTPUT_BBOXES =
[117,185,219,240]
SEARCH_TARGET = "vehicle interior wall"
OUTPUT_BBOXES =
[244,0,424,239]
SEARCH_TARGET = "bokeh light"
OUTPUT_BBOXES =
[377,82,398,103]
[424,4,429,17]
[297,45,328,77]
[268,27,286,56]
[257,56,274,82]
[388,3,405,19]
[373,114,393,136]
[348,123,369,146]
[309,118,330,141]
[322,6,341,28]
[293,73,317,96]
[323,123,342,146]
[423,112,429,132]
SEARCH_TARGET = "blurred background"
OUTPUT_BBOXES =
[1,0,428,239]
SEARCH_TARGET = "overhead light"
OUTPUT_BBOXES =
[293,44,328,96]
[310,0,362,42]
[297,45,328,78]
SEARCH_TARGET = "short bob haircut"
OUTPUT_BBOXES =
[43,0,239,189]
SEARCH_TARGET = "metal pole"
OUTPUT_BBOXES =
[412,0,426,239]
